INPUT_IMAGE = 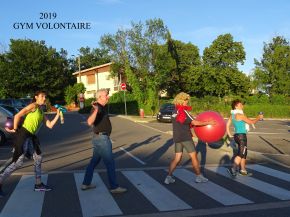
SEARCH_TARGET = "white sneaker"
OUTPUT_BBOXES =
[110,186,127,194]
[81,184,96,191]
[164,175,175,184]
[195,175,208,183]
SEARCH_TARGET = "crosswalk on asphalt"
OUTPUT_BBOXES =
[0,164,289,217]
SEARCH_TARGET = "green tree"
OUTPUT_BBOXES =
[100,18,169,111]
[253,36,290,96]
[201,33,247,97]
[0,39,74,99]
[70,47,111,71]
[167,37,201,96]
[152,43,176,97]
[64,83,86,105]
[203,33,245,69]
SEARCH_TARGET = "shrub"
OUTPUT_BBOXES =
[270,94,290,105]
[64,83,86,105]
[245,94,269,105]
[109,91,139,115]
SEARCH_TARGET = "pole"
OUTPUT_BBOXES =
[124,90,127,116]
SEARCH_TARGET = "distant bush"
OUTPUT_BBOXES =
[108,91,139,115]
[78,92,139,115]
[270,94,290,105]
[244,94,270,105]
[78,92,289,118]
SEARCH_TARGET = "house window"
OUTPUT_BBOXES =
[87,74,95,84]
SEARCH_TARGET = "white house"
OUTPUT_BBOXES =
[72,62,123,99]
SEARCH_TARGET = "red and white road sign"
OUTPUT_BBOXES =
[120,83,126,90]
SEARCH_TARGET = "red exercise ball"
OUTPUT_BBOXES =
[193,111,226,143]
[5,118,13,130]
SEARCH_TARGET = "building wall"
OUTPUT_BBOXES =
[76,65,119,99]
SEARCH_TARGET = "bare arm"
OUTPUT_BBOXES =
[87,103,99,126]
[236,113,263,124]
[191,119,216,126]
[6,103,37,133]
[226,115,233,137]
[45,109,60,129]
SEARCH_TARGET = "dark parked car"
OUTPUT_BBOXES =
[20,98,33,107]
[0,104,20,115]
[0,98,25,110]
[156,103,175,123]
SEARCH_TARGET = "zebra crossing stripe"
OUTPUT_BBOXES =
[0,175,47,217]
[207,166,290,200]
[122,170,192,211]
[74,173,123,217]
[173,169,253,205]
[247,164,290,182]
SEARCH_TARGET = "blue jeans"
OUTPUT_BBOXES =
[82,134,118,189]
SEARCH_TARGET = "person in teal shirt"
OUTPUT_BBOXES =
[227,99,263,177]
[0,91,60,197]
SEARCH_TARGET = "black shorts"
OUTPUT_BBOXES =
[13,127,41,162]
[234,133,247,159]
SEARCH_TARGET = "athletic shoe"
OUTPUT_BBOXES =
[164,175,175,184]
[34,183,52,192]
[227,168,237,178]
[239,170,252,176]
[110,187,127,194]
[195,175,208,183]
[81,184,96,191]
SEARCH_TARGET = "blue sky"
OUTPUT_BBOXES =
[1,0,289,75]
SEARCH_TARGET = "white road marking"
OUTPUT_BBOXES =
[207,166,290,200]
[122,170,191,211]
[74,173,123,217]
[247,164,290,182]
[173,169,253,205]
[0,175,48,217]
[119,147,146,165]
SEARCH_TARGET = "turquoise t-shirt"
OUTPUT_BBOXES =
[232,114,247,134]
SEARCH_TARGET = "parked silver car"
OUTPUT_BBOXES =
[0,106,13,145]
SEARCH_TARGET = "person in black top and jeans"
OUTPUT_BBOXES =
[81,89,127,194]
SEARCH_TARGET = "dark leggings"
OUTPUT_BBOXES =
[234,133,247,159]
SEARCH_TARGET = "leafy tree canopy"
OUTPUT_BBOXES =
[0,39,74,99]
[253,36,290,96]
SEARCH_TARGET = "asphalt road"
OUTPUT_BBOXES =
[0,112,289,217]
